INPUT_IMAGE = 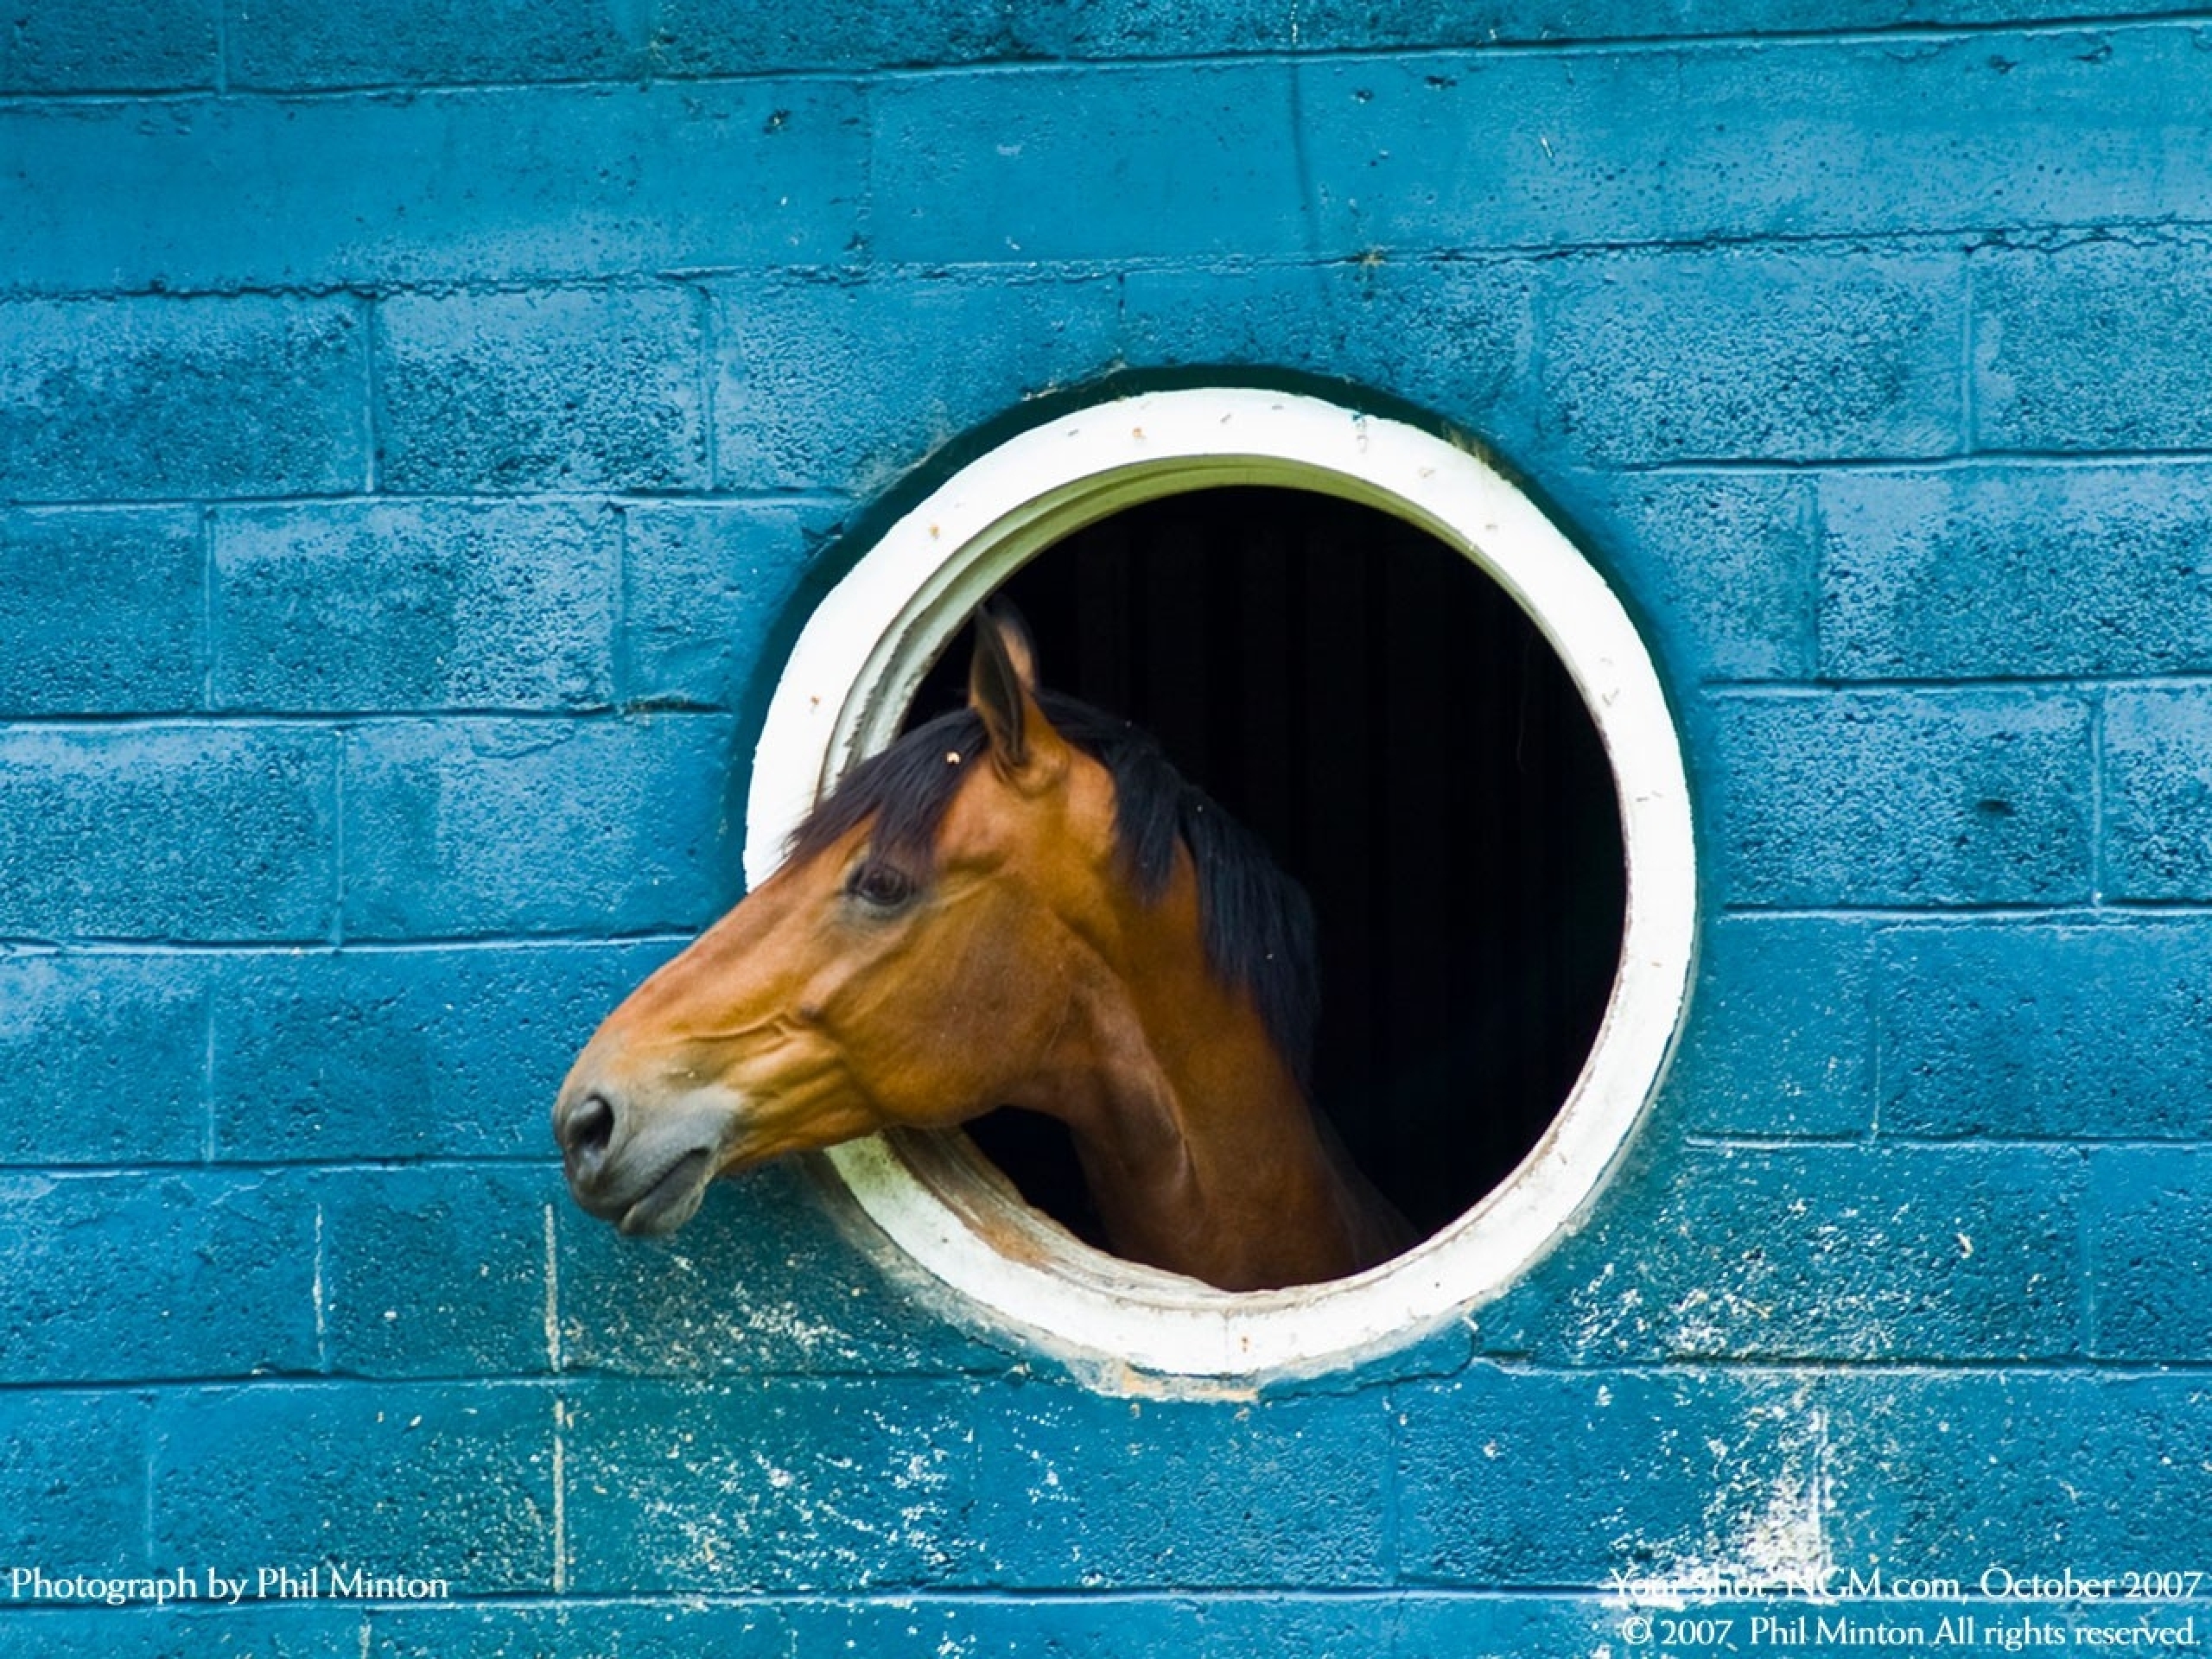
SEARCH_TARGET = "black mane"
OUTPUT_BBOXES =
[789,690,1320,1086]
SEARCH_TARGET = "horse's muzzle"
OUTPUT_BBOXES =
[554,1079,721,1236]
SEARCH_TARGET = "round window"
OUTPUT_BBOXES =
[747,388,1695,1379]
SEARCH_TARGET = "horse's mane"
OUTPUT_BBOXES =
[788,691,1320,1087]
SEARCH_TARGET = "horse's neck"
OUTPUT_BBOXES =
[1035,951,1397,1292]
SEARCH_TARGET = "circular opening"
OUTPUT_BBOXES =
[746,387,1695,1380]
[900,486,1626,1249]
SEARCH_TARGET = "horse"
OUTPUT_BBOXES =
[553,608,1414,1291]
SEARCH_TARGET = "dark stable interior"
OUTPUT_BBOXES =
[900,485,1627,1256]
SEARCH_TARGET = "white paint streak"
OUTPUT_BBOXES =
[542,1203,562,1371]
[312,1205,327,1363]
[543,1205,569,1596]
[1626,1394,1835,1606]
[550,1395,569,1597]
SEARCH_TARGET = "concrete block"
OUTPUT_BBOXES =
[773,1599,1185,1658]
[339,715,737,939]
[2102,687,2212,900]
[1977,237,2212,454]
[212,501,617,714]
[1821,1372,2212,1573]
[0,1605,361,1659]
[0,725,339,942]
[0,510,203,717]
[370,1601,783,1659]
[316,1165,553,1379]
[210,941,679,1162]
[1477,1144,2087,1364]
[561,1377,992,1592]
[1290,0,2195,48]
[970,1382,1394,1586]
[709,270,1121,493]
[0,1390,151,1567]
[1395,1365,1817,1584]
[556,1160,1012,1379]
[784,1594,1432,1657]
[1706,689,2093,908]
[1005,0,1286,57]
[565,1373,1390,1595]
[620,499,846,710]
[0,0,217,92]
[1565,469,1818,683]
[1668,915,1878,1139]
[375,286,708,494]
[1117,257,1538,448]
[0,297,366,504]
[1536,250,1965,465]
[0,83,861,296]
[226,0,645,89]
[1392,1596,1619,1659]
[2090,1147,2212,1362]
[0,951,209,1166]
[868,64,1305,265]
[650,0,1012,74]
[149,1382,555,1592]
[1294,31,2212,252]
[1878,920,2212,1141]
[0,1172,319,1383]
[1820,464,2212,680]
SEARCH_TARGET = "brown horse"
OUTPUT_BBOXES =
[554,610,1412,1291]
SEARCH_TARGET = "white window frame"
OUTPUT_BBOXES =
[745,387,1696,1381]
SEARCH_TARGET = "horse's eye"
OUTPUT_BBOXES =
[845,859,917,912]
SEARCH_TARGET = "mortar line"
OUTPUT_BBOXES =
[551,1395,569,1597]
[0,707,736,731]
[2080,1144,2103,1363]
[199,503,219,712]
[0,1154,588,1176]
[2090,689,2108,906]
[0,486,852,512]
[4,1354,2208,1403]
[543,1200,571,1599]
[16,219,2212,306]
[330,725,348,948]
[1961,241,1981,453]
[852,74,876,265]
[142,1406,157,1567]
[1380,1383,1403,1587]
[1865,922,1885,1141]
[612,491,632,709]
[1687,1130,2205,1152]
[0,927,699,956]
[1703,669,2201,691]
[201,984,219,1164]
[1630,445,2212,476]
[362,294,381,495]
[313,1203,329,1371]
[693,276,719,497]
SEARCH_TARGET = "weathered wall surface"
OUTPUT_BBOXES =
[5,3,2210,1653]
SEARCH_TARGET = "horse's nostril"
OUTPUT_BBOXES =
[559,1091,617,1175]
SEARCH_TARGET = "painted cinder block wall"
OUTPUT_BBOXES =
[5,2,2210,1652]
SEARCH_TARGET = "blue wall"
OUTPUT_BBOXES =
[5,3,2211,1653]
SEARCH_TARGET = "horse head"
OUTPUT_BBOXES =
[556,610,1148,1235]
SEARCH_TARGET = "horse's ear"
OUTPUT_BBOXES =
[968,603,1054,779]
[968,604,1033,767]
